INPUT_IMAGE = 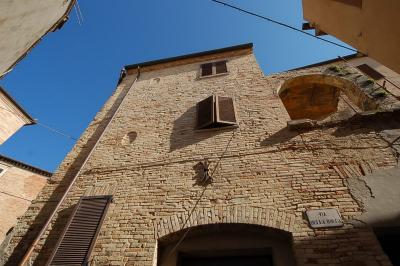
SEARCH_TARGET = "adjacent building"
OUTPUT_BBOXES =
[0,87,36,145]
[2,44,400,265]
[0,155,51,254]
[0,86,52,263]
[0,0,76,77]
[302,0,400,74]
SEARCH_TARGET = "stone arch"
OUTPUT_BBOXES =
[278,74,378,120]
[155,206,297,241]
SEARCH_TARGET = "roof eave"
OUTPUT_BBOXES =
[0,86,36,125]
[0,154,52,177]
[124,43,254,71]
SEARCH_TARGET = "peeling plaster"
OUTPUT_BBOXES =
[347,166,400,227]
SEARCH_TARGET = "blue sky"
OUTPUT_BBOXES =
[0,0,354,172]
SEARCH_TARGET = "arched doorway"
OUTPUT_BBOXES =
[157,223,296,266]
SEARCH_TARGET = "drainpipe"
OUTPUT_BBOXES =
[19,66,141,266]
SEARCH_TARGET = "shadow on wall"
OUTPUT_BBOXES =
[33,206,76,265]
[332,110,400,139]
[260,127,300,147]
[169,106,225,152]
[260,110,400,148]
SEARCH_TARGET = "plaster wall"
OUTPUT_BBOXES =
[0,0,74,76]
[2,48,399,265]
[302,0,400,74]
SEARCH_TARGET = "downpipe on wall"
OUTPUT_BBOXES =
[19,66,141,266]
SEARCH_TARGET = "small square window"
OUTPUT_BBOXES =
[196,95,237,130]
[201,63,213,77]
[200,61,228,77]
[356,64,384,80]
[215,61,228,74]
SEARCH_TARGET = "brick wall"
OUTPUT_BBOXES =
[2,48,398,265]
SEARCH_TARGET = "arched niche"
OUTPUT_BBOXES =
[157,223,296,266]
[278,74,378,120]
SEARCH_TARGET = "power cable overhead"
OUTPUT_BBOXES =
[0,105,77,141]
[36,121,78,141]
[210,0,362,54]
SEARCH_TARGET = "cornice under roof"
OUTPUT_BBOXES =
[0,154,52,177]
[0,86,35,125]
[124,43,253,71]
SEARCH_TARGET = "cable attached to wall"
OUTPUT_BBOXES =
[0,105,78,141]
[166,129,237,258]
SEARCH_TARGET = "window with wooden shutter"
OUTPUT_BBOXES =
[196,95,237,130]
[197,95,215,129]
[356,64,384,80]
[201,63,213,77]
[216,96,236,125]
[47,195,112,266]
[200,61,228,77]
[215,61,228,74]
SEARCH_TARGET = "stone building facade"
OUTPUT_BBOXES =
[2,43,400,265]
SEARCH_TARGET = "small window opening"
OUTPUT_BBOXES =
[200,61,228,77]
[201,63,213,77]
[121,131,137,145]
[215,61,228,74]
[357,64,384,80]
[196,95,237,130]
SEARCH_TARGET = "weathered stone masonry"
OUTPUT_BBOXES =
[2,45,399,265]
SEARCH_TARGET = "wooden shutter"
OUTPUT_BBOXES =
[215,61,227,74]
[201,63,213,77]
[357,64,384,80]
[47,195,112,266]
[196,95,215,129]
[216,96,236,125]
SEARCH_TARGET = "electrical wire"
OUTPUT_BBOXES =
[210,0,362,54]
[75,0,84,25]
[166,130,237,258]
[0,190,32,202]
[74,4,82,26]
[0,105,77,141]
[36,121,78,141]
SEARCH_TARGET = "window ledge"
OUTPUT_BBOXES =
[197,72,229,80]
[195,124,238,133]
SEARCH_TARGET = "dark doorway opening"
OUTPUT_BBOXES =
[374,227,400,266]
[180,254,273,266]
[178,249,273,266]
